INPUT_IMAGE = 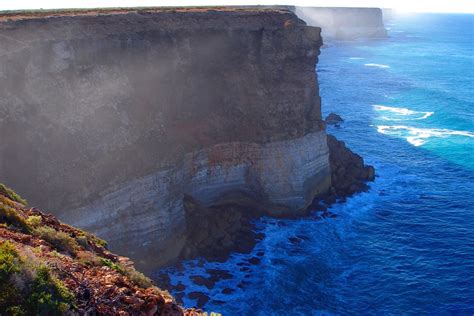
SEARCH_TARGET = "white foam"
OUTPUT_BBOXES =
[373,105,434,121]
[376,125,474,146]
[365,63,390,69]
[349,57,364,60]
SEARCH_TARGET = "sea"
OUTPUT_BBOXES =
[158,13,474,315]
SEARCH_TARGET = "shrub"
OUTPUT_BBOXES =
[99,257,154,288]
[0,204,31,233]
[24,265,75,315]
[0,183,27,205]
[63,225,107,249]
[77,251,101,267]
[100,258,124,274]
[75,235,89,249]
[0,241,20,283]
[125,268,153,288]
[26,215,42,228]
[34,227,79,255]
[0,243,75,315]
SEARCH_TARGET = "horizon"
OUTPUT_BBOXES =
[1,0,473,13]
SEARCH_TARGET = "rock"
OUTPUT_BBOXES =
[325,134,375,204]
[206,269,233,281]
[366,166,376,181]
[188,292,210,308]
[222,288,234,295]
[190,276,215,290]
[175,283,186,292]
[325,113,344,125]
[289,237,302,244]
[248,257,261,265]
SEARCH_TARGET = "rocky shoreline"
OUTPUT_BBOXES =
[156,130,376,307]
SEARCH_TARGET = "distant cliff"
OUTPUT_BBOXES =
[294,7,387,40]
[0,8,330,270]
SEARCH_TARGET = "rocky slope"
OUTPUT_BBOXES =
[0,183,198,315]
[294,7,387,40]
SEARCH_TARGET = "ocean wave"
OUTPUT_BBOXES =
[364,63,390,69]
[349,57,364,60]
[376,125,474,146]
[373,105,434,121]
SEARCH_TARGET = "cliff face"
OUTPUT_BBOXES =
[0,9,330,269]
[294,7,387,40]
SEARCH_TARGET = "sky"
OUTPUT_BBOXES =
[0,0,473,13]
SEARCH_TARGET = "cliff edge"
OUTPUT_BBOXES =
[0,8,377,274]
[0,8,329,270]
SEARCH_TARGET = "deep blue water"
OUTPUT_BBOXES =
[160,14,474,315]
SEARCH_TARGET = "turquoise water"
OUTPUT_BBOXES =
[159,14,474,314]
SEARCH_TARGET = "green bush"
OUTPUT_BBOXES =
[0,204,31,233]
[24,266,75,315]
[100,258,124,274]
[26,215,42,228]
[126,268,153,288]
[0,241,20,283]
[99,257,154,288]
[34,226,79,255]
[0,183,27,205]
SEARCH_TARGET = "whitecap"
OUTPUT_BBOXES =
[349,57,364,60]
[376,125,474,146]
[365,63,390,69]
[373,105,434,121]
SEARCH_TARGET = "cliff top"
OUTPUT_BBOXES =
[0,182,196,315]
[0,6,290,22]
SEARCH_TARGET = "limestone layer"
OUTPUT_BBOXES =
[0,8,330,268]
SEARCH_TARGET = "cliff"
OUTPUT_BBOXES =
[294,7,387,40]
[0,183,196,315]
[0,8,330,270]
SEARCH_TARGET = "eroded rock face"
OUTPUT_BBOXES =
[294,7,388,40]
[0,8,330,270]
[325,112,344,125]
[326,134,375,200]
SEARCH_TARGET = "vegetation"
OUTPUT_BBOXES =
[0,184,27,205]
[99,257,153,288]
[100,257,124,273]
[0,182,173,314]
[25,266,75,315]
[0,203,31,233]
[34,226,79,255]
[0,241,75,315]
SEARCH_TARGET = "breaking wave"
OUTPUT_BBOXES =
[376,125,474,146]
[373,105,434,121]
[364,63,390,68]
